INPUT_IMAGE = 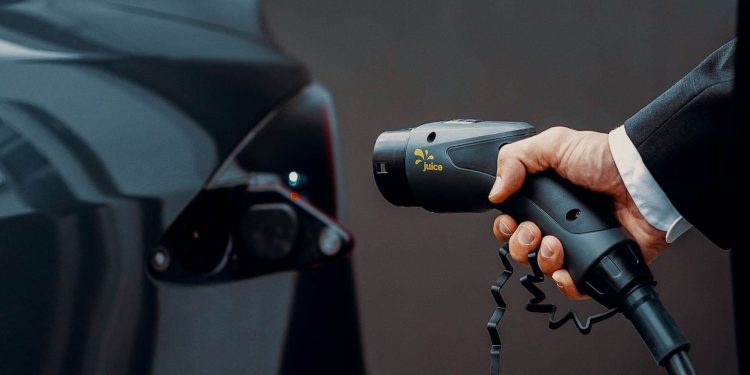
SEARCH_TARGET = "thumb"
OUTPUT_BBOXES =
[488,127,571,203]
[488,145,527,203]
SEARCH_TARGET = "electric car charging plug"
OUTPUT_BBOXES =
[372,120,695,375]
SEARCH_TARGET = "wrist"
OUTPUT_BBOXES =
[607,126,692,243]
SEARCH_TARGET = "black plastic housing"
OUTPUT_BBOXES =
[622,285,690,365]
[372,120,651,293]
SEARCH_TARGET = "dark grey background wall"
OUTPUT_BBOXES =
[266,2,738,374]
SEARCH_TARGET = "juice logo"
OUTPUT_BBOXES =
[414,148,443,172]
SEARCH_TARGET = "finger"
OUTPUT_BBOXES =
[492,214,517,243]
[508,221,541,265]
[537,236,564,276]
[551,269,588,300]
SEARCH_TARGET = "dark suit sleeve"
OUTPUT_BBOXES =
[624,39,736,249]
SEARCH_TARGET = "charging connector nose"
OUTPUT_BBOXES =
[372,129,417,207]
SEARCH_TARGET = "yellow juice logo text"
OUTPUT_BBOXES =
[414,148,443,172]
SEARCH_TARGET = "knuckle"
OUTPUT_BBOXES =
[543,127,573,147]
[546,126,570,137]
[497,144,514,164]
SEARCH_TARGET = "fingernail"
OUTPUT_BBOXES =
[488,177,502,200]
[498,220,512,236]
[540,242,553,259]
[517,226,534,245]
[552,273,564,288]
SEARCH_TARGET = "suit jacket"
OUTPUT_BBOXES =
[624,39,737,250]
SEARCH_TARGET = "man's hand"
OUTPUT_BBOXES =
[488,127,667,299]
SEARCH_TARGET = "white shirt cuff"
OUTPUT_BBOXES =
[608,126,692,243]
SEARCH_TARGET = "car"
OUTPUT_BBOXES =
[0,1,364,374]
